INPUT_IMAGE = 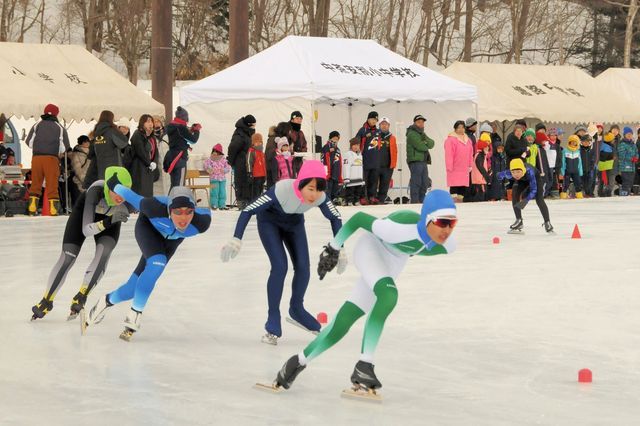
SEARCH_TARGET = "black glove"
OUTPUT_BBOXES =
[106,173,120,191]
[317,244,340,280]
[102,209,129,228]
[515,199,528,210]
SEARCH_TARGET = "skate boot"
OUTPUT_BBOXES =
[27,196,39,216]
[508,218,524,234]
[86,294,113,326]
[120,308,142,342]
[31,297,53,320]
[262,314,282,345]
[287,305,321,334]
[544,221,555,234]
[68,289,88,320]
[275,355,306,389]
[351,360,382,390]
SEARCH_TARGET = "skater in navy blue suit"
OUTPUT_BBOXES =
[221,160,343,345]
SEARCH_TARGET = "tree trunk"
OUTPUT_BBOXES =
[422,0,434,66]
[463,0,473,61]
[624,0,638,67]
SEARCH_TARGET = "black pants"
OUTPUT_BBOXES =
[170,159,187,190]
[345,183,364,204]
[620,171,634,195]
[250,177,265,201]
[449,186,466,196]
[512,180,550,222]
[326,178,340,201]
[562,171,583,193]
[581,172,595,197]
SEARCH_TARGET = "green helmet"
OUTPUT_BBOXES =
[104,166,132,206]
[523,128,536,139]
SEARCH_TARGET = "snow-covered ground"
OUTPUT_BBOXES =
[2,197,640,425]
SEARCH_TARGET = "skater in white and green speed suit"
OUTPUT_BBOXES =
[274,189,457,391]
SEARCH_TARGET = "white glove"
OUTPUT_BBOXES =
[221,238,242,262]
[148,162,157,171]
[337,249,348,274]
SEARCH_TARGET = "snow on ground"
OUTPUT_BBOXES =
[2,197,640,425]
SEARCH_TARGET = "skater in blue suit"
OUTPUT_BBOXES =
[84,176,211,341]
[221,160,343,345]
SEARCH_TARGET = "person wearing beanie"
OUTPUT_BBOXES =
[497,158,553,233]
[30,166,135,322]
[579,135,597,197]
[84,182,211,341]
[531,131,552,198]
[321,131,343,203]
[617,127,639,196]
[342,137,365,206]
[505,120,529,163]
[406,113,434,203]
[270,136,294,182]
[574,124,588,136]
[227,115,255,209]
[265,121,291,188]
[544,128,563,198]
[355,111,380,202]
[465,117,478,149]
[203,143,231,210]
[471,134,492,201]
[488,134,508,201]
[248,133,267,200]
[560,135,584,199]
[372,117,398,204]
[70,134,92,203]
[288,111,308,176]
[535,122,547,133]
[266,190,457,395]
[25,103,71,216]
[598,132,616,197]
[163,106,201,190]
[221,160,343,345]
[445,120,474,202]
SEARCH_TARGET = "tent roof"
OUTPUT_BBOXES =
[180,36,477,105]
[442,62,639,124]
[595,68,640,104]
[0,42,164,121]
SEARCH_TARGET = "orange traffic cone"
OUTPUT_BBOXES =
[41,189,50,216]
[571,224,581,239]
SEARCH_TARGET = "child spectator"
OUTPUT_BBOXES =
[471,133,491,202]
[321,131,343,202]
[523,128,537,168]
[598,132,616,197]
[561,135,583,199]
[579,135,596,197]
[203,144,231,210]
[617,127,639,196]
[248,133,267,200]
[533,131,551,189]
[270,137,294,183]
[342,137,365,206]
[545,128,563,198]
[488,138,507,200]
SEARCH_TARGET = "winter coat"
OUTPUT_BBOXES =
[163,119,199,172]
[355,122,380,170]
[561,150,583,177]
[204,157,231,181]
[444,134,474,187]
[579,145,597,177]
[406,124,434,163]
[617,139,639,172]
[378,131,398,169]
[71,145,90,190]
[247,148,266,178]
[321,142,342,182]
[130,129,156,197]
[505,132,528,162]
[598,141,615,171]
[472,151,490,185]
[25,114,70,157]
[288,124,307,154]
[84,121,130,188]
[544,142,562,172]
[533,143,551,177]
[342,150,363,183]
[273,153,293,181]
[227,118,254,178]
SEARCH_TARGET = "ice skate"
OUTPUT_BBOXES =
[275,355,306,389]
[119,308,142,342]
[543,221,555,234]
[287,306,321,335]
[67,290,88,321]
[341,361,383,402]
[261,333,279,345]
[285,316,320,335]
[508,218,524,235]
[84,295,112,330]
[31,297,53,321]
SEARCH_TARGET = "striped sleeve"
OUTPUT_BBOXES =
[318,198,342,237]
[232,189,275,240]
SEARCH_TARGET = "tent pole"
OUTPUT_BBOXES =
[311,99,317,156]
[395,100,402,205]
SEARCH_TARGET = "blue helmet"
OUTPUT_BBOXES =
[417,189,457,245]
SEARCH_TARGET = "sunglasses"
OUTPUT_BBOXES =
[430,217,458,229]
[172,208,194,216]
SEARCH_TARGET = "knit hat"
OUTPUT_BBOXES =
[509,158,525,172]
[77,135,90,145]
[290,111,303,120]
[580,134,592,143]
[567,134,580,149]
[596,124,604,130]
[477,139,490,151]
[275,136,289,151]
[574,124,587,133]
[623,126,633,136]
[252,133,263,144]
[379,117,390,125]
[413,114,426,122]
[548,128,558,136]
[44,103,59,117]
[294,160,326,201]
[523,128,535,139]
[514,119,527,129]
[329,131,340,140]
[417,189,456,246]
[168,186,196,211]
[243,115,256,126]
[211,143,224,155]
[367,111,379,120]
[479,133,492,143]
[535,122,546,132]
[104,166,132,206]
[535,132,548,145]
[175,106,189,122]
[604,132,615,143]
[465,117,477,127]
[479,122,493,134]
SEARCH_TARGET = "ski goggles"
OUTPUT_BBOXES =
[428,216,458,229]
[171,207,195,216]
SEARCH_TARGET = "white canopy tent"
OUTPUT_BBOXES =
[180,36,477,192]
[596,68,640,111]
[0,42,164,122]
[442,62,640,125]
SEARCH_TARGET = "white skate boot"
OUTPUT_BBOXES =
[120,308,142,342]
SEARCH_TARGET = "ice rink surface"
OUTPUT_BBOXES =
[2,197,640,425]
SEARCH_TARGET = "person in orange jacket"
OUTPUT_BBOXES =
[247,133,267,200]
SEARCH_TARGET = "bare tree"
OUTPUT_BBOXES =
[605,0,639,67]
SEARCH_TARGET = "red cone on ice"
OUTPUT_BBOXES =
[41,190,50,216]
[492,236,500,244]
[578,368,592,383]
[316,312,328,324]
[571,224,581,239]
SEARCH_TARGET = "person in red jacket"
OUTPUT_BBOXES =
[321,131,343,202]
[248,133,267,200]
[374,117,398,204]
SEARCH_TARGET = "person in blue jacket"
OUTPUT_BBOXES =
[221,160,343,345]
[499,158,553,234]
[84,179,211,341]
